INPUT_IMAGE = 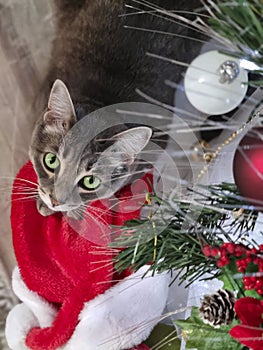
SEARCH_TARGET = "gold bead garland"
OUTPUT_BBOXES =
[145,193,158,262]
[196,109,263,181]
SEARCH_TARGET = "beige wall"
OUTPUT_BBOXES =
[0,0,55,275]
[0,2,55,347]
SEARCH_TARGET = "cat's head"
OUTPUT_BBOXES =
[29,79,152,217]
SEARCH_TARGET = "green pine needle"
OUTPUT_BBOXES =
[207,0,263,70]
[113,183,259,286]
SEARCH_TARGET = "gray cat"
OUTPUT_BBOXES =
[30,0,202,218]
[7,4,204,348]
[30,79,153,218]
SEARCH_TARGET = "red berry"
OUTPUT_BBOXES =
[222,243,231,252]
[245,256,252,264]
[243,276,257,289]
[245,284,253,290]
[237,258,248,270]
[219,256,230,266]
[238,267,245,273]
[250,247,258,255]
[217,260,226,268]
[226,243,235,254]
[203,245,211,256]
[224,257,230,265]
[243,277,250,285]
[256,279,263,288]
[234,245,247,257]
[210,248,220,257]
[257,260,263,271]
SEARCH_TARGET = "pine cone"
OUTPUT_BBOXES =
[199,289,236,328]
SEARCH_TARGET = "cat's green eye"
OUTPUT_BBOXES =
[80,175,101,191]
[44,153,60,172]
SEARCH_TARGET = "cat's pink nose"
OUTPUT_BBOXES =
[49,195,60,207]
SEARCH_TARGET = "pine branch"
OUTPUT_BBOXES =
[205,0,263,72]
[113,183,259,286]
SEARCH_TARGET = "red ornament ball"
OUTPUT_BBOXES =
[233,126,263,210]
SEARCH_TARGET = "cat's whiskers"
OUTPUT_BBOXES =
[11,184,39,190]
[12,177,38,188]
[90,259,114,265]
[11,195,39,202]
[12,187,38,193]
[10,2,238,348]
[109,192,150,203]
[90,250,119,256]
[73,205,85,214]
[79,205,120,219]
[102,306,189,348]
[89,256,118,284]
[69,206,87,219]
[0,186,38,193]
[152,332,180,350]
[97,287,202,350]
[0,176,36,186]
[10,191,39,196]
[90,244,119,253]
[0,181,39,201]
[125,288,213,350]
[90,193,149,215]
[89,260,113,274]
[75,204,97,215]
[76,205,111,230]
[96,277,172,346]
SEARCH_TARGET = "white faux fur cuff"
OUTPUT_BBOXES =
[6,266,170,350]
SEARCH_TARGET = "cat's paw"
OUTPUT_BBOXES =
[36,198,54,216]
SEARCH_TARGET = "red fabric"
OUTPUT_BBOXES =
[229,297,263,350]
[11,161,153,350]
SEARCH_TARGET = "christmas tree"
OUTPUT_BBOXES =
[113,1,263,349]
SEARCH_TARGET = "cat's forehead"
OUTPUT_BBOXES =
[56,139,94,172]
[38,123,62,150]
[57,118,123,163]
[60,139,118,174]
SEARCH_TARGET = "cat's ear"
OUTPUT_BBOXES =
[43,79,76,131]
[112,127,152,164]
